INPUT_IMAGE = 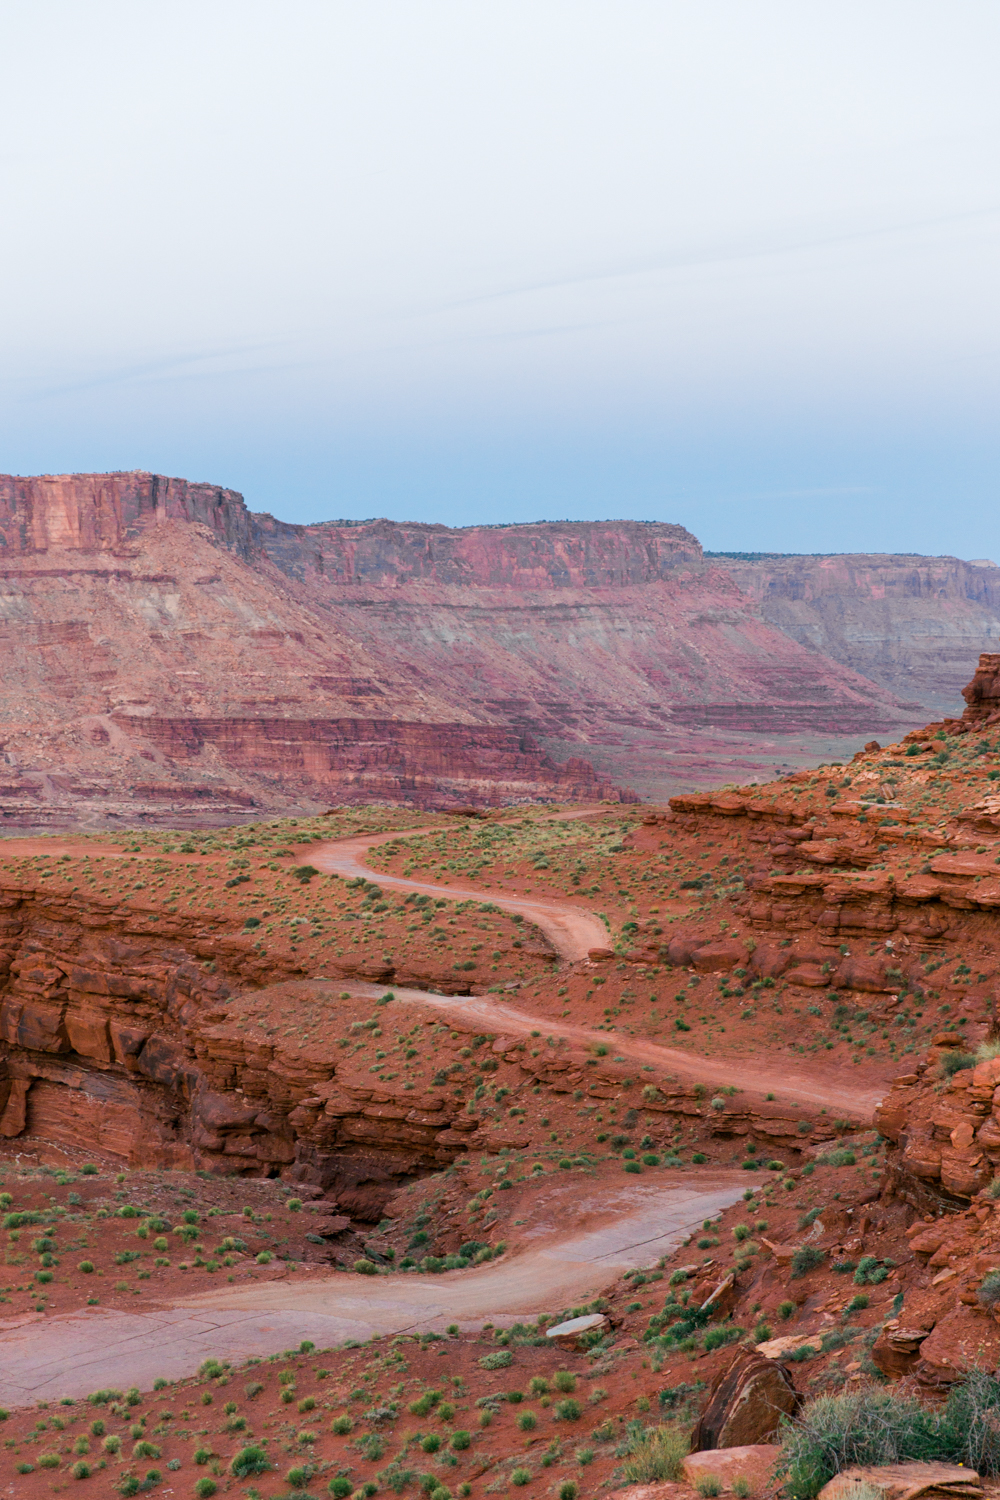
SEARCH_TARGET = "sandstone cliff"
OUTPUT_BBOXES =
[0,473,910,822]
[715,551,1000,716]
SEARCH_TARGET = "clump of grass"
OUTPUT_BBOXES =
[621,1425,689,1483]
[777,1372,1000,1499]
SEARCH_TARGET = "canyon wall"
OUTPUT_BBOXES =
[0,470,255,560]
[0,472,915,821]
[0,875,836,1203]
[715,552,1000,716]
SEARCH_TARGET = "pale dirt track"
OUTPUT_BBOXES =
[0,1175,748,1406]
[0,818,883,1404]
[313,826,610,962]
[313,829,886,1119]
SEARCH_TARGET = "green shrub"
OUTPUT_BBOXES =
[621,1425,688,1483]
[231,1444,271,1477]
[777,1385,949,1498]
[479,1350,512,1370]
[696,1479,722,1498]
[553,1371,576,1392]
[940,1051,976,1077]
[554,1399,582,1421]
[511,1471,530,1488]
[790,1247,825,1279]
[778,1301,796,1320]
[942,1368,1000,1473]
[330,1480,352,1498]
[559,1485,579,1500]
[354,1258,379,1275]
[332,1415,353,1435]
[732,1479,752,1498]
[703,1326,744,1352]
[451,1431,471,1450]
[854,1257,890,1286]
[977,1273,1000,1310]
[408,1392,440,1417]
[195,1482,218,1499]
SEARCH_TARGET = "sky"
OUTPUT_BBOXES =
[0,1,997,556]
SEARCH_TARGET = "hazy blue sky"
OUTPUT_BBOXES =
[1,2,997,554]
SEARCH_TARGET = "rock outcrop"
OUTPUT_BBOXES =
[690,1348,799,1450]
[0,471,919,822]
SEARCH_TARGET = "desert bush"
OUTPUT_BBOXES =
[775,1376,1000,1499]
[703,1326,744,1352]
[790,1247,826,1279]
[231,1444,272,1477]
[621,1425,688,1483]
[940,1051,976,1077]
[977,1272,1000,1310]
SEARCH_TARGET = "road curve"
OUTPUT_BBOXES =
[312,829,884,1119]
[312,828,610,962]
[0,1175,748,1407]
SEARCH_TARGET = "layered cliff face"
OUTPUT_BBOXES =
[716,552,1000,717]
[0,470,255,560]
[0,472,915,821]
[0,474,636,822]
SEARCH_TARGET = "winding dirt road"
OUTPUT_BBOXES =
[313,827,609,962]
[0,820,883,1406]
[313,830,886,1119]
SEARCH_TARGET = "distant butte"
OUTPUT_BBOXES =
[1,470,993,827]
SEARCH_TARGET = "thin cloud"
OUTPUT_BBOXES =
[448,204,1000,311]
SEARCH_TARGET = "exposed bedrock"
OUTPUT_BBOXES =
[0,885,837,1204]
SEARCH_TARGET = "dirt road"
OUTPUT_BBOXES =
[314,830,885,1119]
[313,828,610,962]
[0,1175,746,1406]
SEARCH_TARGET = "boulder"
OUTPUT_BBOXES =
[691,941,747,974]
[755,1333,822,1360]
[747,945,793,981]
[939,1145,992,1198]
[682,1446,778,1491]
[817,1464,982,1500]
[690,1348,799,1451]
[871,1325,933,1380]
[545,1312,608,1349]
[667,937,702,968]
[838,957,901,993]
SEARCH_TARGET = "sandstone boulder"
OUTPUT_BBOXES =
[690,1348,799,1451]
[817,1464,982,1500]
[682,1446,777,1490]
[691,941,747,974]
[871,1325,933,1380]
